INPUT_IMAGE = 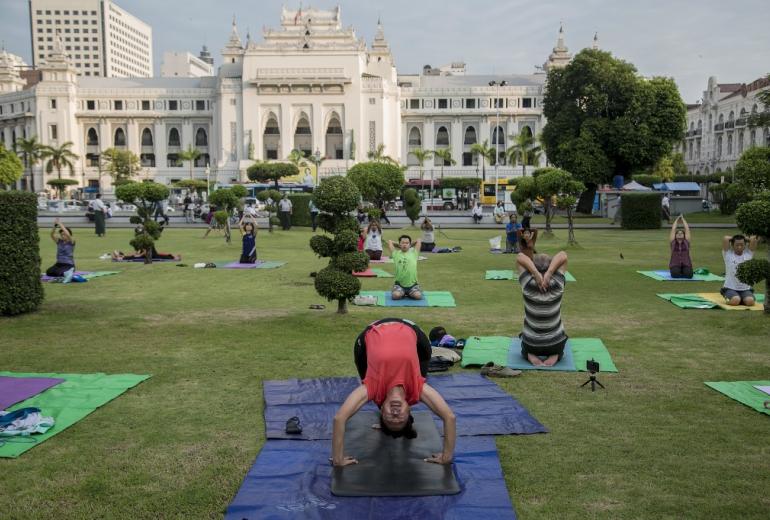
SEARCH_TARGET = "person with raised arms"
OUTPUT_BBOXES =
[387,234,423,300]
[46,218,76,283]
[668,215,693,279]
[721,234,758,306]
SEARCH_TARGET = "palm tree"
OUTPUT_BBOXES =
[506,131,537,177]
[432,148,456,180]
[470,140,494,181]
[409,148,433,182]
[41,141,78,181]
[368,143,387,162]
[287,149,307,168]
[14,136,44,192]
[178,144,201,180]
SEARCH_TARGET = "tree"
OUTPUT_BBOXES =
[256,188,281,233]
[409,148,433,182]
[208,187,242,243]
[46,178,78,199]
[0,144,24,188]
[510,168,585,239]
[542,49,686,212]
[173,179,208,196]
[432,148,456,180]
[506,131,538,177]
[735,194,770,314]
[178,144,201,180]
[651,155,675,181]
[306,152,325,178]
[247,162,299,188]
[470,140,495,181]
[671,152,687,178]
[309,176,367,314]
[114,181,170,264]
[14,136,44,192]
[368,143,400,166]
[287,149,307,169]
[347,161,405,210]
[101,147,141,185]
[41,141,78,182]
[734,146,770,193]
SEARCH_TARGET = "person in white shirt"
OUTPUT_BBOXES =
[243,203,257,218]
[493,201,506,224]
[661,194,671,223]
[278,195,293,230]
[720,234,758,306]
[91,194,107,237]
[365,220,384,260]
[471,202,484,224]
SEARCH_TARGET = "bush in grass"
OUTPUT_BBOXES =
[709,183,751,215]
[0,191,43,315]
[310,176,367,314]
[621,192,662,229]
[735,195,770,314]
[403,188,420,225]
[288,193,312,227]
[115,181,169,263]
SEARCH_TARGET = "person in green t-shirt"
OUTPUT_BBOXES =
[388,235,423,300]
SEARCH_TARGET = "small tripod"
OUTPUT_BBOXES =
[580,359,605,392]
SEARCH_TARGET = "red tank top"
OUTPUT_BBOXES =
[363,322,425,406]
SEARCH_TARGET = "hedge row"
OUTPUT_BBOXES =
[621,192,662,230]
[289,193,313,227]
[0,191,43,315]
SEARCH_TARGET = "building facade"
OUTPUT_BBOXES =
[1,7,584,194]
[29,0,153,78]
[681,75,770,176]
[161,51,214,78]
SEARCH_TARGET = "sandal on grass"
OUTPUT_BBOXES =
[309,304,325,310]
[480,362,522,378]
[285,416,302,434]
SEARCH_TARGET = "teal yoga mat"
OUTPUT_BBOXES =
[485,270,576,282]
[638,270,724,282]
[705,381,770,415]
[356,291,456,307]
[0,372,150,458]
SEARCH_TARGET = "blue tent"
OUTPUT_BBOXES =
[654,182,701,194]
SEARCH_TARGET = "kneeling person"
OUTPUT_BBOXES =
[517,251,569,367]
[388,235,423,300]
[721,234,758,306]
[332,318,456,466]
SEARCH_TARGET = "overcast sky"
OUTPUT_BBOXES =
[1,0,768,102]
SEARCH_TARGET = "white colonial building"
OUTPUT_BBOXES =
[0,6,582,195]
[681,75,770,176]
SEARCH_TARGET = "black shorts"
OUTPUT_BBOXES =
[353,318,432,380]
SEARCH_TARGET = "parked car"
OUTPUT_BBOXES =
[243,197,266,211]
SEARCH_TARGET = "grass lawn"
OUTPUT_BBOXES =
[2,225,768,519]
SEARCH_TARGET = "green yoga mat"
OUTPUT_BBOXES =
[705,381,770,416]
[657,293,719,309]
[370,268,394,278]
[82,271,120,279]
[0,372,150,458]
[485,270,576,282]
[461,336,617,372]
[638,270,725,282]
[356,291,456,307]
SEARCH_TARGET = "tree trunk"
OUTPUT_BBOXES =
[225,219,232,243]
[567,208,577,245]
[189,162,193,180]
[337,299,348,314]
[576,183,597,214]
[268,210,274,233]
[545,201,553,234]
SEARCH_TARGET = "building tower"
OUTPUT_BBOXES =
[543,23,572,72]
[221,16,244,64]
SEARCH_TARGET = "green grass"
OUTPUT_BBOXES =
[2,225,768,519]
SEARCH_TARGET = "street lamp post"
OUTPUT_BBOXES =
[205,164,211,201]
[314,148,321,185]
[489,80,507,205]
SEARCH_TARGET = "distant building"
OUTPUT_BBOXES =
[161,51,214,78]
[29,0,153,78]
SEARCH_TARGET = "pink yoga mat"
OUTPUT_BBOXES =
[353,269,375,277]
[0,376,65,410]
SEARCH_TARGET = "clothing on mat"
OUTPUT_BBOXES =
[519,270,567,351]
[420,241,435,252]
[365,231,383,252]
[723,249,753,291]
[391,247,419,287]
[0,408,55,436]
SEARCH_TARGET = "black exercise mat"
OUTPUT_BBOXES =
[331,411,461,497]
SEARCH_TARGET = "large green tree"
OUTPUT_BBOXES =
[734,146,770,193]
[506,131,538,177]
[14,136,44,192]
[542,49,686,211]
[101,147,141,185]
[247,162,299,188]
[347,161,405,211]
[409,148,433,182]
[0,143,24,188]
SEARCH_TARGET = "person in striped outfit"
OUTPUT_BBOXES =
[516,251,569,367]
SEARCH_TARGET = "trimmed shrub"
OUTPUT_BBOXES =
[710,183,751,215]
[0,191,43,315]
[288,193,312,227]
[115,181,169,263]
[403,187,421,225]
[632,174,663,187]
[734,146,770,192]
[347,161,404,207]
[621,192,662,229]
[246,162,299,187]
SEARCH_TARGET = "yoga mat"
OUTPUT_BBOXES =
[353,268,393,278]
[113,257,176,263]
[40,271,119,282]
[463,337,618,372]
[370,256,427,264]
[331,411,460,497]
[637,270,725,282]
[217,261,286,269]
[506,340,576,371]
[485,270,576,282]
[705,381,770,416]
[0,372,150,458]
[0,376,64,410]
[355,291,456,307]
[697,292,765,311]
[263,374,547,440]
[656,293,718,309]
[460,336,511,368]
[225,435,517,520]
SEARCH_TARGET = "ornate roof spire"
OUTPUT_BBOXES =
[592,32,599,50]
[227,15,242,48]
[543,23,572,72]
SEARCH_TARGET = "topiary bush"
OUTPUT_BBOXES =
[621,192,662,229]
[256,189,282,233]
[115,181,170,263]
[209,187,241,242]
[310,176,367,313]
[403,187,421,225]
[246,162,299,188]
[0,191,43,316]
[347,161,405,208]
[288,193,312,227]
[735,197,770,314]
[632,174,663,187]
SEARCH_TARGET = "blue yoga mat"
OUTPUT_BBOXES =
[384,293,429,307]
[263,374,547,440]
[506,339,577,371]
[225,435,517,520]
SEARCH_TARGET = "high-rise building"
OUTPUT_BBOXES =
[161,51,213,78]
[28,0,153,78]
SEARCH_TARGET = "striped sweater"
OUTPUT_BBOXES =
[519,271,567,349]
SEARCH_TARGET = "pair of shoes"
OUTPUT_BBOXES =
[285,416,302,434]
[481,362,522,378]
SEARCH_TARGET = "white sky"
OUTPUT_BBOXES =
[1,0,768,102]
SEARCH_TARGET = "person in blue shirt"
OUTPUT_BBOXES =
[239,215,258,263]
[505,214,522,253]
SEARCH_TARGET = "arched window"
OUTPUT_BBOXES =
[435,126,449,147]
[87,128,99,146]
[408,127,422,146]
[697,119,702,130]
[141,128,153,146]
[195,128,208,147]
[728,111,734,122]
[727,134,733,155]
[708,114,713,128]
[716,136,722,157]
[689,122,695,131]
[718,113,724,124]
[520,125,533,138]
[765,128,770,147]
[168,128,180,147]
[114,128,126,147]
[738,131,744,154]
[463,126,477,145]
[491,126,505,145]
[740,108,747,118]
[751,104,758,114]
[295,117,311,135]
[750,129,756,147]
[263,116,280,160]
[294,116,312,156]
[325,115,343,159]
[264,117,280,135]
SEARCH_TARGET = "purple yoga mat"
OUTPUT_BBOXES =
[222,261,263,269]
[41,271,90,282]
[0,376,65,410]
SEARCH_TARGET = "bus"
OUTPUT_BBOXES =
[402,179,460,210]
[216,182,314,198]
[480,177,515,206]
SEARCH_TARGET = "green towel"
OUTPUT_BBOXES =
[0,372,150,458]
[657,293,718,309]
[569,338,618,372]
[705,381,770,415]
[370,268,394,278]
[425,291,456,307]
[460,336,511,367]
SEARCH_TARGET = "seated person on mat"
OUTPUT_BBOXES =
[239,215,258,263]
[388,235,423,300]
[420,217,435,252]
[332,318,456,466]
[365,220,384,260]
[721,234,758,306]
[518,227,538,259]
[669,215,693,278]
[46,218,76,282]
[112,246,180,262]
[516,251,568,367]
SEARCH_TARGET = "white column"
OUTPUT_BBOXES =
[422,119,435,168]
[154,120,166,169]
[281,104,293,159]
[451,117,462,166]
[312,102,324,156]
[127,119,140,156]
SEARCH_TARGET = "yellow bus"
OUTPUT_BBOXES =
[480,178,515,206]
